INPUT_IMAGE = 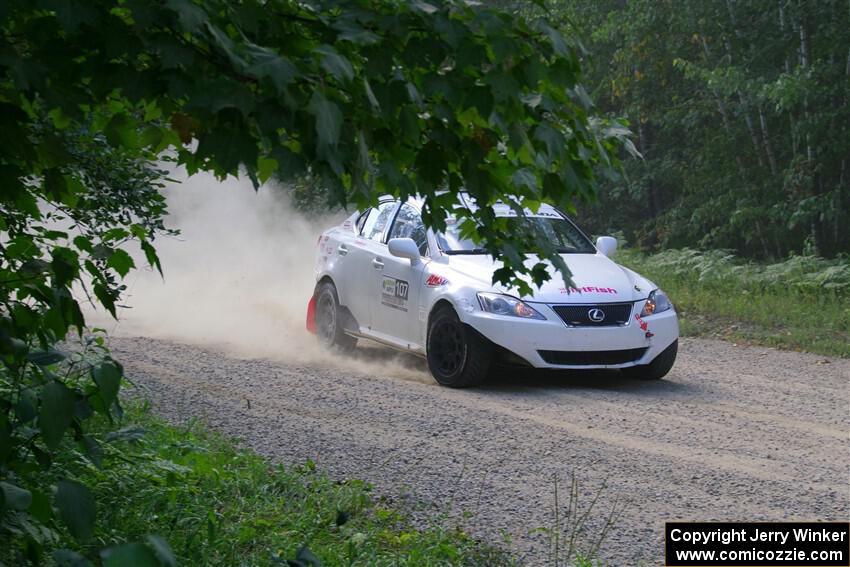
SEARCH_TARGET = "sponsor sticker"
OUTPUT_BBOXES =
[635,313,648,331]
[635,313,654,338]
[425,274,449,287]
[381,277,409,311]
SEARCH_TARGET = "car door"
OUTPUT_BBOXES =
[343,200,399,333]
[369,203,429,350]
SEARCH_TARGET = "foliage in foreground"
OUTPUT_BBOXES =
[2,0,627,294]
[1,0,624,562]
[618,248,850,357]
[1,401,518,567]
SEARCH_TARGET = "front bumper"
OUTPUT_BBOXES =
[458,302,678,369]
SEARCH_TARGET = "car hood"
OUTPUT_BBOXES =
[445,253,647,304]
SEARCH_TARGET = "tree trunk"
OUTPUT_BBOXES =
[700,36,747,179]
[737,88,766,168]
[797,0,822,256]
[725,0,766,168]
[758,106,779,175]
[637,116,661,219]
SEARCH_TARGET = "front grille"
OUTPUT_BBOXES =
[538,348,648,366]
[551,303,633,327]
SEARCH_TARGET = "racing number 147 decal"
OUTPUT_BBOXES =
[381,277,409,312]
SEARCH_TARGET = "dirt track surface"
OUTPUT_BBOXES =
[112,336,850,566]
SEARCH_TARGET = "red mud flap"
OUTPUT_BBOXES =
[305,294,317,334]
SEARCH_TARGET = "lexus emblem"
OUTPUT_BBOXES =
[588,308,606,322]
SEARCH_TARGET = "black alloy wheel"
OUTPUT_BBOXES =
[314,281,357,352]
[426,306,491,387]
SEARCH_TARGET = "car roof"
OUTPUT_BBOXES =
[383,193,561,218]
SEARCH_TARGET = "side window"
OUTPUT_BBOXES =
[361,201,397,242]
[355,208,371,234]
[387,204,428,256]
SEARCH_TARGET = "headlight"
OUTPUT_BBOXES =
[641,289,672,316]
[477,293,545,320]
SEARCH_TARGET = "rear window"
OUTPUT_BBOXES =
[355,209,370,234]
[360,201,397,242]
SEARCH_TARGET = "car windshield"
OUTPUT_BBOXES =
[437,212,596,255]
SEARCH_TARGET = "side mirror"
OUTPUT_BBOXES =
[596,236,618,257]
[388,238,421,265]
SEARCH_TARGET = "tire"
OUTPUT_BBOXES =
[314,281,357,352]
[622,339,677,380]
[426,306,491,387]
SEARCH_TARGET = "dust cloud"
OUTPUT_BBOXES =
[90,171,431,383]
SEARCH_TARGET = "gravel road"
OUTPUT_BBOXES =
[111,336,850,566]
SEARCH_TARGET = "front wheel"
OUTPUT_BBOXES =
[314,281,357,352]
[426,306,491,387]
[622,339,677,380]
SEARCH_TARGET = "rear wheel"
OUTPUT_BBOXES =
[622,339,677,380]
[426,306,491,387]
[314,281,357,352]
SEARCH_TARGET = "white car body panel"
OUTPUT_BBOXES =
[312,197,679,370]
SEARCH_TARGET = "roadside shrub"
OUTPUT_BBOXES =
[623,248,850,295]
[618,248,850,356]
[2,400,518,567]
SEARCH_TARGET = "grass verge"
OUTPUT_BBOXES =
[617,249,850,358]
[3,400,521,566]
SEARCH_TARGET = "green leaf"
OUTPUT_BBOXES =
[534,124,564,161]
[51,246,80,286]
[102,228,129,241]
[73,235,93,253]
[104,113,138,148]
[44,168,68,201]
[295,546,323,567]
[363,78,380,112]
[52,549,93,567]
[39,381,76,450]
[29,489,53,524]
[0,414,10,462]
[107,249,135,277]
[335,21,380,45]
[129,224,147,240]
[26,348,66,366]
[246,45,297,92]
[55,479,96,541]
[308,92,343,148]
[42,0,97,31]
[15,389,37,423]
[257,156,277,184]
[512,168,537,191]
[105,425,147,443]
[146,534,177,567]
[537,20,570,57]
[101,543,160,567]
[411,1,438,14]
[166,0,208,32]
[141,241,162,275]
[92,359,122,407]
[0,481,33,511]
[315,45,354,82]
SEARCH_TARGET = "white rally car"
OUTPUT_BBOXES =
[307,194,678,387]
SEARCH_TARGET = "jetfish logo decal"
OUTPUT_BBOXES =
[381,277,409,311]
[425,274,449,287]
[559,286,618,294]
